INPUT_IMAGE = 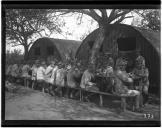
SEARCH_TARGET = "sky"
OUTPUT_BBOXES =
[6,10,137,54]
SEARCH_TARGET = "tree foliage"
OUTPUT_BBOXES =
[6,9,65,60]
[133,9,160,31]
[54,9,133,66]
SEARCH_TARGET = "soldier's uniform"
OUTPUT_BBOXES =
[114,58,142,112]
[131,55,149,105]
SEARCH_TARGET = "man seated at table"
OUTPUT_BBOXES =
[130,55,149,107]
[80,65,99,91]
[114,57,142,112]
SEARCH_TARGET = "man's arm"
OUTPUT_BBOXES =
[117,70,133,83]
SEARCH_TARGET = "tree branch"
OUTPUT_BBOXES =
[89,9,101,21]
[108,9,132,24]
[99,9,107,19]
[113,15,133,24]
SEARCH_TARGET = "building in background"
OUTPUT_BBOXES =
[28,37,81,62]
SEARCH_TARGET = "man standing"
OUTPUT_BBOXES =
[131,55,149,106]
[44,61,55,94]
[22,61,30,88]
[55,62,67,96]
[31,60,39,89]
[10,63,19,84]
[66,63,82,98]
[36,61,46,93]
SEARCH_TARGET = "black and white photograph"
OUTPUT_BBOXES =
[2,2,161,126]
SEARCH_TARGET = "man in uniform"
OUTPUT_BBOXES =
[36,61,46,92]
[114,58,142,112]
[130,55,149,107]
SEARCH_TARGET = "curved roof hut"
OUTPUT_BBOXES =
[28,37,81,61]
[76,24,160,89]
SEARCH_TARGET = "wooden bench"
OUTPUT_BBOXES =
[79,88,136,112]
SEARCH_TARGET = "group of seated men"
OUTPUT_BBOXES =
[5,55,149,112]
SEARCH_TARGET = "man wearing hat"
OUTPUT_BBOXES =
[114,57,142,112]
[131,55,149,107]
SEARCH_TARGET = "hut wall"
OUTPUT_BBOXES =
[28,39,61,61]
[136,33,160,88]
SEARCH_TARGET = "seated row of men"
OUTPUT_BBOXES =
[6,55,149,112]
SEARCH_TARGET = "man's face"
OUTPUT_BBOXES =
[51,62,55,67]
[119,64,126,71]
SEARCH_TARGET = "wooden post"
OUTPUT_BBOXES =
[121,97,126,112]
[99,94,103,107]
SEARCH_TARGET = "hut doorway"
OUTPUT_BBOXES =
[117,37,137,72]
[117,37,136,51]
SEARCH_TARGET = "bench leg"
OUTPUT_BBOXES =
[99,94,103,107]
[121,97,126,112]
[79,89,82,101]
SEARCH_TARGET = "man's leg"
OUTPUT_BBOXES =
[128,90,142,112]
[142,85,149,105]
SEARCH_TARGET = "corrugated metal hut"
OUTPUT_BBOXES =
[76,24,160,91]
[28,37,81,61]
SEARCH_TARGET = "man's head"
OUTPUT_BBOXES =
[41,61,46,67]
[135,55,145,69]
[115,58,127,71]
[107,57,114,67]
[35,60,40,67]
[50,60,55,67]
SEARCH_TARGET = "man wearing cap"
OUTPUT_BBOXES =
[131,55,149,107]
[114,57,142,112]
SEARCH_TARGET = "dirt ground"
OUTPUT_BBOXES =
[5,85,160,120]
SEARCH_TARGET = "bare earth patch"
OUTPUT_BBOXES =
[5,86,160,120]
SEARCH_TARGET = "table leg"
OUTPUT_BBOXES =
[121,97,126,112]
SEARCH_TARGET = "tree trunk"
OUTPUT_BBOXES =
[24,45,29,60]
[89,24,106,68]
